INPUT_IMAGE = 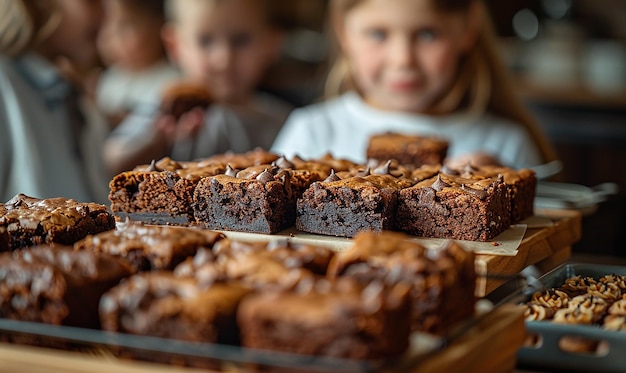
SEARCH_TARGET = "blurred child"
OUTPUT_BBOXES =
[0,0,110,204]
[104,0,290,175]
[271,0,556,169]
[96,0,179,127]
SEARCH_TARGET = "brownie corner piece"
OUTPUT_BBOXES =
[108,169,196,223]
[0,194,115,251]
[397,174,510,241]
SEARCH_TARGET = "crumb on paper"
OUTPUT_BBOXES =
[490,241,501,247]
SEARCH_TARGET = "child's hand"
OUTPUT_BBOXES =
[176,107,204,140]
[154,107,205,146]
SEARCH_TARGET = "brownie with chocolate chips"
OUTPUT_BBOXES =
[0,194,115,252]
[1,245,132,328]
[108,150,280,225]
[74,221,224,271]
[99,272,251,345]
[108,157,226,224]
[193,165,297,234]
[296,169,415,238]
[366,132,449,167]
[174,239,333,291]
[328,231,476,334]
[237,277,412,360]
[397,172,510,241]
[451,164,537,223]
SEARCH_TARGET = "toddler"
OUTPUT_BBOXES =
[96,0,179,127]
[271,0,556,169]
[104,0,290,175]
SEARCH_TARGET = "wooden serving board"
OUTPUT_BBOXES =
[475,209,581,296]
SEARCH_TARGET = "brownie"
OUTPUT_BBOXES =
[108,157,226,224]
[183,251,316,292]
[453,164,537,223]
[237,277,411,360]
[160,82,212,120]
[100,272,251,345]
[193,165,294,234]
[75,221,224,271]
[1,245,132,328]
[397,173,510,241]
[15,245,134,328]
[195,148,279,169]
[0,253,70,325]
[291,153,358,173]
[174,241,323,292]
[0,194,115,252]
[211,239,334,275]
[366,132,449,167]
[328,231,476,334]
[296,173,414,238]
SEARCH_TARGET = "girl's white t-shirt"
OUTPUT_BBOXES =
[271,91,543,169]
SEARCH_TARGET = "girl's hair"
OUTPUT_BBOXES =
[0,0,61,56]
[326,0,556,163]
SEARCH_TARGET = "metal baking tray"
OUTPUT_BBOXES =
[497,263,626,373]
[0,313,487,372]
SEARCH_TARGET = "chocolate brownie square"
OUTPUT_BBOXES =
[237,278,411,360]
[1,245,132,328]
[0,194,115,252]
[366,132,449,167]
[328,231,476,334]
[195,148,279,169]
[454,165,537,223]
[176,247,316,292]
[296,174,414,238]
[175,239,333,291]
[108,157,226,224]
[15,245,134,328]
[100,272,251,345]
[0,253,72,325]
[193,166,294,234]
[397,173,510,241]
[211,239,334,275]
[75,221,224,271]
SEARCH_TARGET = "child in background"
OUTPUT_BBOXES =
[0,0,110,204]
[104,0,291,175]
[96,0,179,127]
[271,0,556,169]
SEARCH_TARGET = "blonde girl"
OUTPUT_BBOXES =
[271,0,556,169]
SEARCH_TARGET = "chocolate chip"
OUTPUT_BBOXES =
[461,184,487,200]
[272,156,295,169]
[431,174,451,192]
[372,160,392,175]
[225,164,239,177]
[256,169,275,183]
[323,169,341,182]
